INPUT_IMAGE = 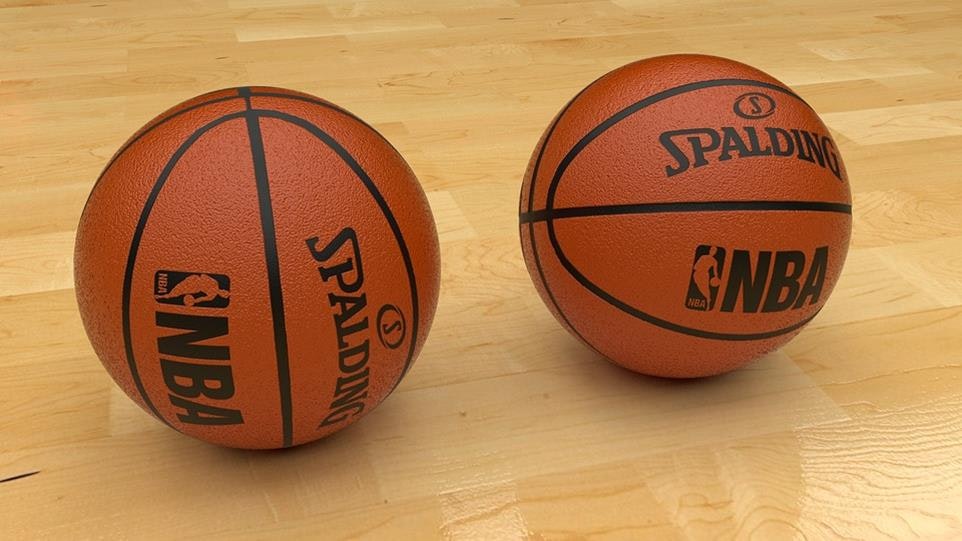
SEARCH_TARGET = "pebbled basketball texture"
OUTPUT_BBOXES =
[519,54,852,378]
[75,87,440,448]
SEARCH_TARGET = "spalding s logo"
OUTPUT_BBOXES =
[733,92,776,119]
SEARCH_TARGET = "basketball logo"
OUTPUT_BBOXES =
[377,304,406,350]
[733,92,776,119]
[154,271,230,308]
[685,246,725,311]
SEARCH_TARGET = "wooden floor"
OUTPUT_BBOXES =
[3,1,962,539]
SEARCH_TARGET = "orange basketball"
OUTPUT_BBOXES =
[519,55,852,378]
[75,87,440,448]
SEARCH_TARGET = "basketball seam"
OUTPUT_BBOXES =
[79,92,245,220]
[82,88,392,223]
[248,92,385,143]
[251,108,421,400]
[240,88,295,448]
[121,110,249,429]
[520,200,853,223]
[522,74,610,358]
[113,93,243,170]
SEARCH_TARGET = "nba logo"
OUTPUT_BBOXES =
[154,270,230,308]
[685,245,726,311]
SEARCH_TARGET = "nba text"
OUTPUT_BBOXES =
[306,227,372,428]
[686,245,829,313]
[659,126,843,180]
[156,311,243,425]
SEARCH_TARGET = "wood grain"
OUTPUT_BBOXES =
[2,1,961,539]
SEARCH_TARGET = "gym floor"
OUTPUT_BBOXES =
[2,1,961,539]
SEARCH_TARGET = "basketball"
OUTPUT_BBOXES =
[74,87,441,448]
[519,55,852,378]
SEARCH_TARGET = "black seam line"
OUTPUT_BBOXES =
[242,101,294,449]
[122,111,248,427]
[524,66,618,215]
[106,94,242,173]
[0,471,40,484]
[90,89,356,189]
[238,93,411,208]
[243,94,418,380]
[251,109,420,393]
[238,86,252,108]
[522,72,611,358]
[521,200,852,223]
[79,93,244,219]
[249,92,376,136]
[544,78,806,214]
[249,93,414,186]
[83,89,391,222]
[542,79,826,341]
